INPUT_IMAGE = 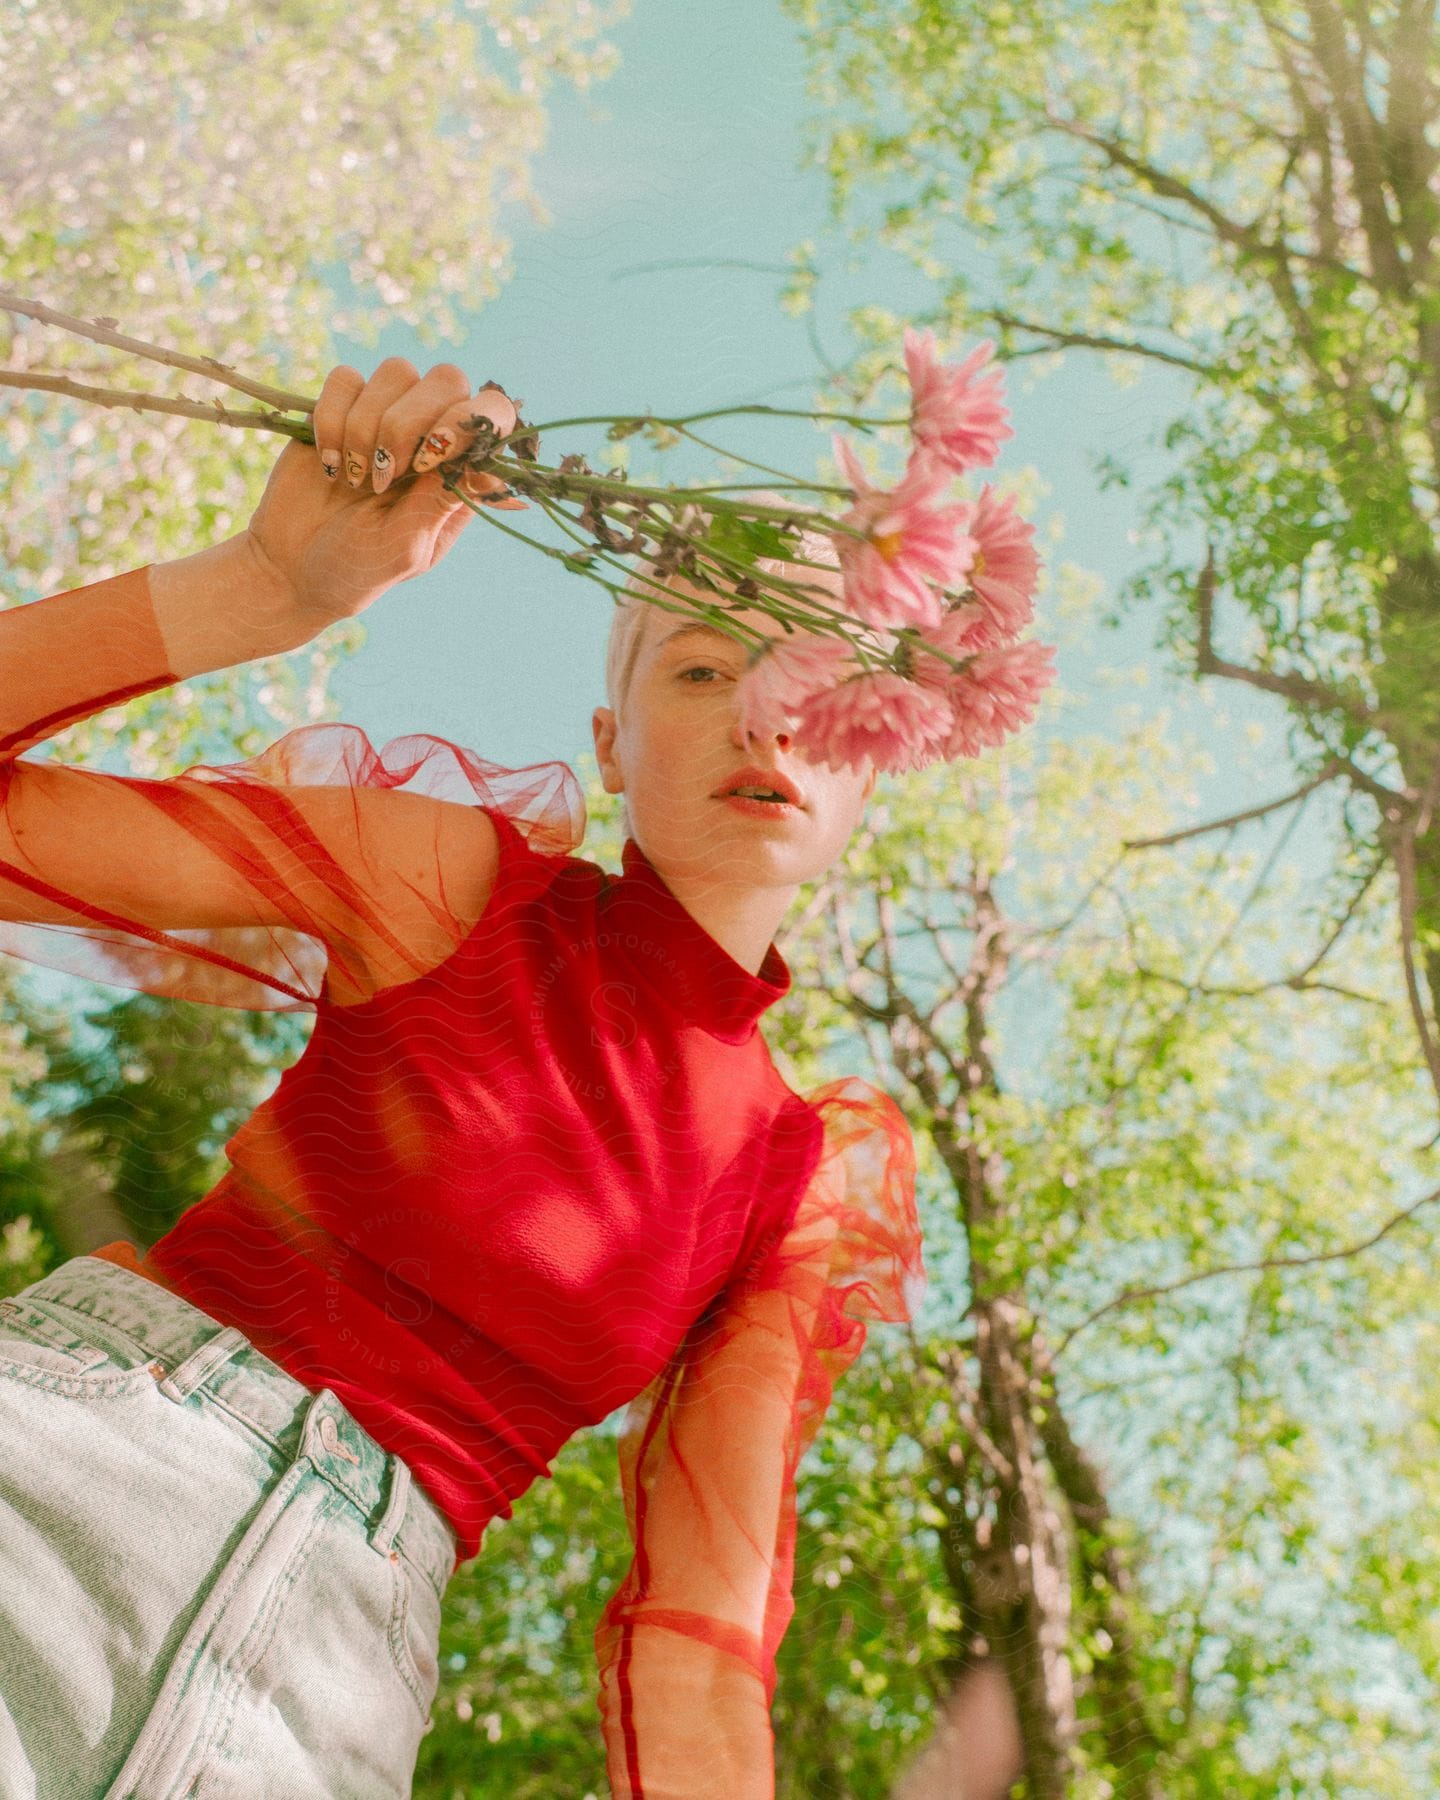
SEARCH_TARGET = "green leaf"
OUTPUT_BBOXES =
[703,508,800,566]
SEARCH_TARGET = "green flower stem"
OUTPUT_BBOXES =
[494,458,864,536]
[461,478,808,658]
[470,457,982,683]
[637,478,852,496]
[525,485,674,594]
[467,450,877,614]
[529,489,799,653]
[0,299,968,678]
[676,541,894,674]
[455,469,912,678]
[524,402,911,434]
[437,471,631,603]
[667,421,824,489]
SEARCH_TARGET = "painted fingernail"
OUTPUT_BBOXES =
[412,429,454,475]
[372,445,395,494]
[345,451,366,488]
[319,448,340,479]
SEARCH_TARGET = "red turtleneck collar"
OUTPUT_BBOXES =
[605,833,792,1044]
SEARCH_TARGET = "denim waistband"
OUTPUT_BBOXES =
[3,1254,457,1604]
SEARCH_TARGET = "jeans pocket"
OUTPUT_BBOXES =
[0,1297,156,1396]
[385,1546,442,1723]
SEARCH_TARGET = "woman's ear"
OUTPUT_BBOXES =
[592,705,624,796]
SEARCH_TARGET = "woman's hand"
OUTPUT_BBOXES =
[243,358,523,633]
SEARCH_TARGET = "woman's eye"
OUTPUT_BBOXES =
[679,664,728,684]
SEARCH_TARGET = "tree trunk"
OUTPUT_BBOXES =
[969,1294,1077,1800]
[1035,1366,1163,1799]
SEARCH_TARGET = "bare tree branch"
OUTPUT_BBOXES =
[1193,542,1382,729]
[1387,790,1440,1114]
[1123,760,1347,850]
[1191,779,1312,985]
[1132,964,1387,1007]
[1038,106,1342,380]
[1041,108,1291,260]
[1055,1182,1440,1355]
[1135,844,1386,1005]
[1253,0,1347,266]
[977,307,1222,380]
[931,1344,1017,1485]
[0,288,314,412]
[0,367,309,438]
[1385,2,1440,274]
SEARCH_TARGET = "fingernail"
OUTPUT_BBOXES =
[345,452,366,488]
[372,445,395,494]
[412,429,454,475]
[320,449,340,479]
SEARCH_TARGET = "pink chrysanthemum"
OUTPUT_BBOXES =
[904,327,1015,475]
[791,670,956,776]
[964,483,1041,644]
[932,639,1057,760]
[736,633,857,743]
[830,434,976,631]
[911,604,997,677]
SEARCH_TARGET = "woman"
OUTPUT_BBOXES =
[0,358,924,1799]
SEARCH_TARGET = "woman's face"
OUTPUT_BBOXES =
[592,588,877,893]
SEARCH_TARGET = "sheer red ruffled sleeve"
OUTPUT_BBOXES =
[0,567,584,1010]
[593,1075,925,1797]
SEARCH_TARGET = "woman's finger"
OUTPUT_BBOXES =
[341,357,419,490]
[410,380,520,476]
[382,467,479,570]
[311,365,366,481]
[371,363,472,497]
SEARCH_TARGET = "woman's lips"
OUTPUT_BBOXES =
[716,793,801,819]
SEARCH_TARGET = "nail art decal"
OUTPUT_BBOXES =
[372,445,394,492]
[345,452,367,487]
[320,449,340,479]
[412,429,454,475]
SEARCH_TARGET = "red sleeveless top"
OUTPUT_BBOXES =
[1,566,925,1796]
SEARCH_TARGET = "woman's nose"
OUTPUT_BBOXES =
[732,713,791,752]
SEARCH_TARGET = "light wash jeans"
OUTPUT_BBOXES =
[0,1254,457,1800]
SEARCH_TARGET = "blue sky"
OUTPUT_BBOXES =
[323,0,1284,828]
[24,0,1325,1037]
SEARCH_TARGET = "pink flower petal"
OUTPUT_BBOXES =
[831,436,975,630]
[830,431,875,499]
[938,639,1056,759]
[792,670,955,775]
[735,634,857,742]
[966,484,1041,641]
[910,606,998,684]
[904,327,1015,476]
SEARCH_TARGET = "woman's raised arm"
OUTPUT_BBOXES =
[0,361,560,1010]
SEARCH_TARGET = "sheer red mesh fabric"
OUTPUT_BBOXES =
[0,567,584,1011]
[5,569,930,1787]
[593,1075,925,1797]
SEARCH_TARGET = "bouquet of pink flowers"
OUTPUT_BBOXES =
[481,325,1053,777]
[1,290,1053,776]
[732,329,1052,776]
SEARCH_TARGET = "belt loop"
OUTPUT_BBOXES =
[371,1453,411,1560]
[155,1324,249,1403]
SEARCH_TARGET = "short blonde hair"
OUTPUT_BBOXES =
[603,492,840,726]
